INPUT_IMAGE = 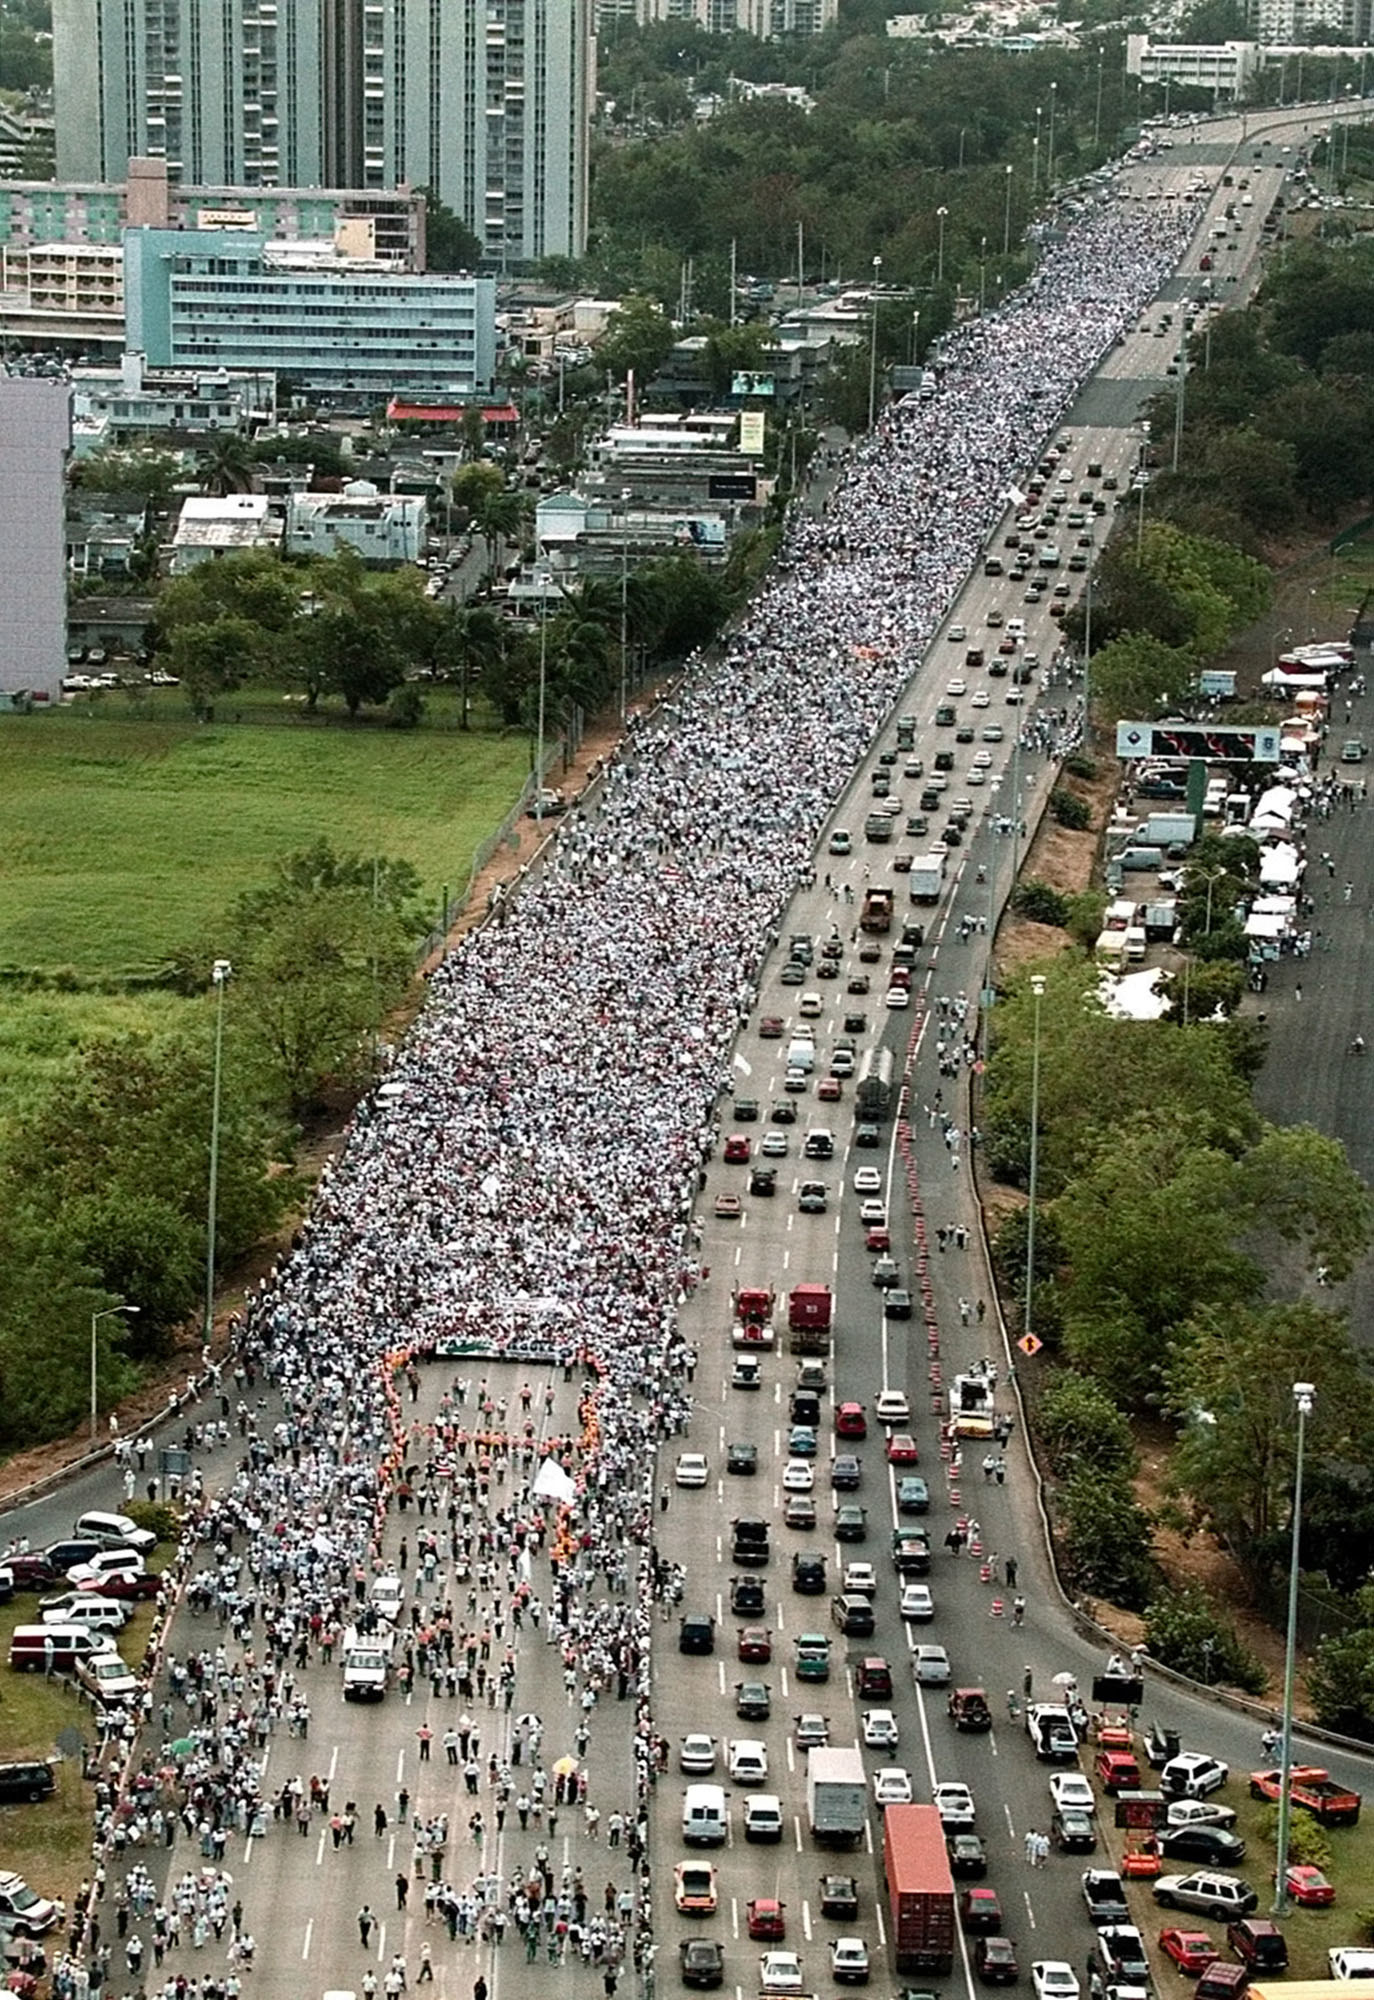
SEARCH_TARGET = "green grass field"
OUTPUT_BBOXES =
[0,705,530,980]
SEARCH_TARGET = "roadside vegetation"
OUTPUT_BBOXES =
[987,231,1374,1730]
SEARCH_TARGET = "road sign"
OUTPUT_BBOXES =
[1115,722,1280,763]
[1017,1333,1043,1356]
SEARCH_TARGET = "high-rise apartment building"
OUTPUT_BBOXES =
[52,0,592,262]
[0,378,72,702]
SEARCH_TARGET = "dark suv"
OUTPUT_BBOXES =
[792,1553,827,1595]
[1227,1920,1287,1972]
[678,1614,716,1655]
[0,1760,55,1804]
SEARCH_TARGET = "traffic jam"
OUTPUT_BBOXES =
[647,433,1367,2000]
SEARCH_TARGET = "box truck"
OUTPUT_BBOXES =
[885,1804,956,1974]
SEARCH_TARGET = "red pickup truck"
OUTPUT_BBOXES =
[1248,1766,1361,1827]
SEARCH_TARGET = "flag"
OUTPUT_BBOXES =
[534,1458,577,1505]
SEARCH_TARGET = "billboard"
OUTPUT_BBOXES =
[738,410,766,456]
[732,371,776,399]
[1116,722,1280,763]
[709,472,757,500]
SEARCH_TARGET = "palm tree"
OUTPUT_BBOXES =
[199,433,256,496]
[473,489,528,584]
[440,604,504,730]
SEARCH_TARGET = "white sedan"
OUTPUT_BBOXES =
[862,1709,900,1748]
[971,690,991,708]
[885,987,911,1009]
[831,1938,871,1985]
[675,1453,709,1488]
[899,1583,934,1620]
[782,1460,815,1492]
[874,1390,910,1425]
[873,1767,914,1806]
[1033,1965,1081,2000]
[842,1562,878,1596]
[946,678,968,696]
[1049,1772,1096,1813]
[852,1167,883,1194]
[761,1953,805,1993]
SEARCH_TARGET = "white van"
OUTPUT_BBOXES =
[682,1784,728,1846]
[786,1037,815,1073]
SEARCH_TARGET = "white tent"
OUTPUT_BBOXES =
[1258,846,1302,889]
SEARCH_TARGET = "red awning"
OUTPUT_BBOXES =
[386,399,520,424]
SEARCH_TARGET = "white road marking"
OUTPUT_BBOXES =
[302,1918,313,1960]
[802,1901,813,1942]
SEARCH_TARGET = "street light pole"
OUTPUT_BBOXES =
[979,236,987,314]
[619,486,632,723]
[1033,106,1042,191]
[1003,164,1014,256]
[536,580,549,819]
[1273,1382,1316,1916]
[1047,82,1058,187]
[204,959,231,1348]
[1025,975,1047,1345]
[1094,49,1105,148]
[936,208,948,285]
[867,254,883,429]
[92,1304,139,1445]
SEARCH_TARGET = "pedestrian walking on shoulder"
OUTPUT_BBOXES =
[396,1875,409,1912]
[360,1906,375,1948]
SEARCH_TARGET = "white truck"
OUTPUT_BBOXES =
[1026,1702,1078,1762]
[342,1625,393,1701]
[909,853,948,906]
[806,1745,867,1845]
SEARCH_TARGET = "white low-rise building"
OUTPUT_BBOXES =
[170,494,283,572]
[285,482,426,566]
